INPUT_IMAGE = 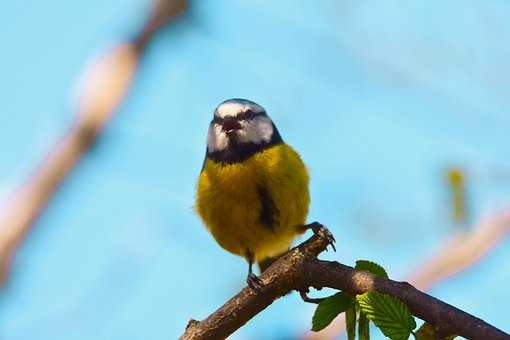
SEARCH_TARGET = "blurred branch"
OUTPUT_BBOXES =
[407,206,510,291]
[180,231,508,340]
[0,0,187,286]
[134,0,188,51]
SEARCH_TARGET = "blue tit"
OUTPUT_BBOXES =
[195,99,310,289]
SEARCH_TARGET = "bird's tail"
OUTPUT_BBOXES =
[257,251,287,273]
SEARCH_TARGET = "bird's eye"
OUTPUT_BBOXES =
[242,110,256,120]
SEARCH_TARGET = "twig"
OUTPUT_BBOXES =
[304,205,510,340]
[180,231,509,340]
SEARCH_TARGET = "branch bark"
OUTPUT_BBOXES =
[180,231,509,340]
[305,205,510,340]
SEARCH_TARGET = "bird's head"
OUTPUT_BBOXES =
[206,99,282,163]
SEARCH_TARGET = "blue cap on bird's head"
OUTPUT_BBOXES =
[206,99,283,164]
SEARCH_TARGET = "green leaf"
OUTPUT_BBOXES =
[355,260,389,278]
[345,302,356,340]
[358,312,370,340]
[415,323,457,340]
[357,292,416,340]
[312,292,354,332]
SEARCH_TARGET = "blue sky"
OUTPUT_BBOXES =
[1,1,509,339]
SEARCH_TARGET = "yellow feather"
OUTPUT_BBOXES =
[195,143,309,262]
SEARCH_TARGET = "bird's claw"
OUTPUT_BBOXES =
[308,222,336,252]
[247,273,264,292]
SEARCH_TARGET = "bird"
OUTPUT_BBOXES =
[195,98,334,290]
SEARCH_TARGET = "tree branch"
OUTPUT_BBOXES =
[306,205,510,340]
[180,231,509,340]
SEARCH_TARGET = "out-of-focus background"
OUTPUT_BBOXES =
[1,1,509,339]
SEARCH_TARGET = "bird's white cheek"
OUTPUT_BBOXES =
[256,118,274,142]
[236,123,257,143]
[237,118,273,144]
[207,125,229,152]
[235,128,250,142]
[237,117,273,144]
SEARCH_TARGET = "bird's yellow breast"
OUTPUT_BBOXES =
[195,143,309,261]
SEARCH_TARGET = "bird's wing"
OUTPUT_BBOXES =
[257,185,279,232]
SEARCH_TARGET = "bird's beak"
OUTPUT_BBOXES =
[222,119,242,134]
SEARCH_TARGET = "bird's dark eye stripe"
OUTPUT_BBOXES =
[212,110,265,124]
[237,110,259,120]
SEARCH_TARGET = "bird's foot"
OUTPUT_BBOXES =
[306,222,336,252]
[246,273,264,292]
